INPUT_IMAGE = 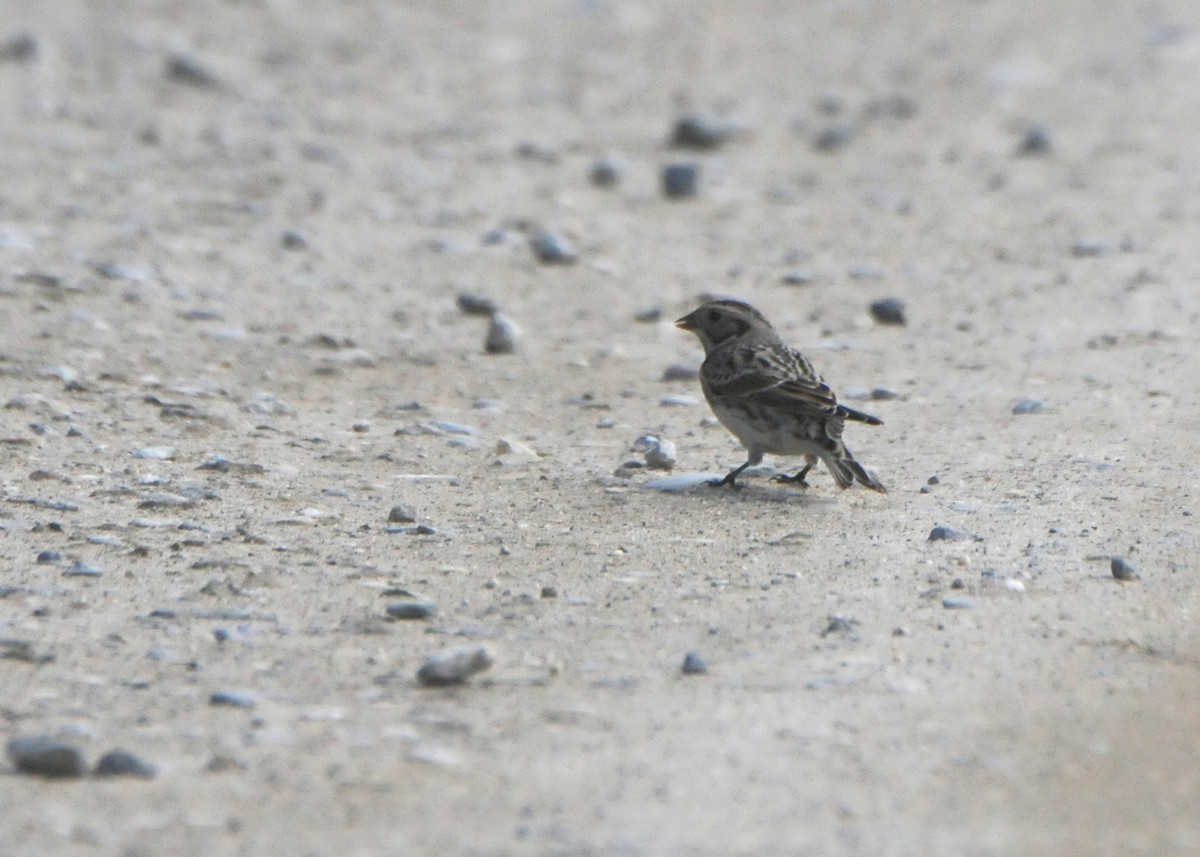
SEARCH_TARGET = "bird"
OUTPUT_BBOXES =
[675,299,886,493]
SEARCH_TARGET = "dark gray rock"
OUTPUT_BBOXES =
[529,231,578,264]
[1111,556,1140,581]
[485,313,520,354]
[1012,398,1045,415]
[94,749,157,779]
[386,600,438,620]
[661,163,699,199]
[1016,125,1052,155]
[869,298,907,325]
[456,293,498,316]
[941,597,975,610]
[813,122,855,151]
[928,525,978,542]
[209,690,256,708]
[7,736,85,778]
[671,115,740,149]
[589,158,622,187]
[681,651,709,674]
[388,505,417,524]
[417,647,493,687]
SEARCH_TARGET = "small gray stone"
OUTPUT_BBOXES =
[821,615,858,636]
[485,313,520,354]
[671,115,740,150]
[662,163,699,199]
[132,446,177,460]
[36,550,61,564]
[928,525,977,542]
[589,158,622,187]
[813,122,855,151]
[1110,556,1140,581]
[529,231,578,264]
[166,51,219,87]
[659,394,699,407]
[869,298,907,325]
[1012,398,1045,415]
[209,690,256,708]
[681,651,709,674]
[280,229,307,250]
[661,362,699,382]
[941,597,975,610]
[0,31,37,62]
[386,600,438,620]
[644,439,677,471]
[7,736,85,778]
[540,585,558,599]
[94,749,157,779]
[781,270,815,285]
[388,505,417,523]
[456,293,498,316]
[417,646,493,687]
[63,560,102,577]
[1017,125,1052,156]
[634,305,662,323]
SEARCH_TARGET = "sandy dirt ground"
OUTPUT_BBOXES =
[2,1,1199,854]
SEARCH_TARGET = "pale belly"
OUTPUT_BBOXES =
[706,395,831,458]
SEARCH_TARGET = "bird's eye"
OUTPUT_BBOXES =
[707,310,720,322]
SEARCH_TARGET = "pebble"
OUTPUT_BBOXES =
[94,749,157,779]
[166,51,219,87]
[485,313,520,354]
[595,417,615,429]
[456,293,498,316]
[661,362,700,382]
[1016,124,1052,155]
[386,600,439,620]
[634,305,662,323]
[659,394,699,407]
[417,646,493,687]
[928,525,978,542]
[388,505,417,523]
[540,585,558,598]
[36,550,61,563]
[681,651,709,675]
[132,446,177,460]
[7,736,85,778]
[1070,238,1111,258]
[869,298,907,326]
[280,229,307,250]
[63,560,102,577]
[661,163,699,199]
[1110,556,1140,581]
[643,439,677,471]
[209,690,256,708]
[1012,398,1045,415]
[941,597,975,610]
[0,31,37,62]
[589,158,623,188]
[813,122,855,151]
[670,115,740,149]
[529,231,578,264]
[822,615,857,636]
[781,270,815,285]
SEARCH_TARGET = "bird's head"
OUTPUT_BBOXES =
[675,300,773,351]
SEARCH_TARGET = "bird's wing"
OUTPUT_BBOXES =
[706,345,841,416]
[706,344,884,425]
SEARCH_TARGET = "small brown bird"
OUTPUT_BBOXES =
[675,299,886,492]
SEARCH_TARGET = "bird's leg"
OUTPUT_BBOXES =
[708,460,751,490]
[772,462,812,487]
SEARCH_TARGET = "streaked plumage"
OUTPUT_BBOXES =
[675,299,886,492]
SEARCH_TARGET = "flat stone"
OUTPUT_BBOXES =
[7,736,85,778]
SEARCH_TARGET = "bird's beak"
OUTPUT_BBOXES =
[675,314,696,331]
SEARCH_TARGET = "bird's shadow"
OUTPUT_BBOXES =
[641,471,836,505]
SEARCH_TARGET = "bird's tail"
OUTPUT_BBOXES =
[823,444,887,493]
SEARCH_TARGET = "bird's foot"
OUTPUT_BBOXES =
[706,475,743,491]
[771,465,812,488]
